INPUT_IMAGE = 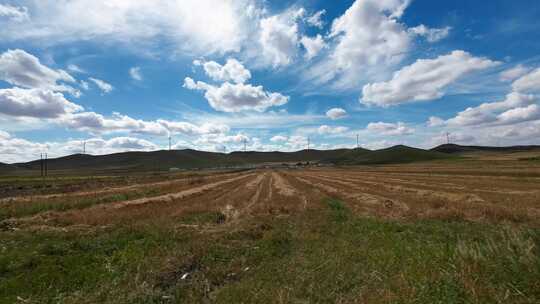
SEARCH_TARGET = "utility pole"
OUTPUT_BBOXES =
[168,135,172,151]
[356,134,359,149]
[40,153,43,177]
[307,137,310,150]
[83,141,86,154]
[446,132,450,145]
[45,153,48,177]
[243,139,247,152]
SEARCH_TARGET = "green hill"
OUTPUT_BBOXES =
[326,145,454,165]
[432,144,540,154]
[11,149,351,174]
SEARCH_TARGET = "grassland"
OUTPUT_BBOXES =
[1,157,540,303]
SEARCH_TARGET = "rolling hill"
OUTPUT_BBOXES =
[432,144,540,154]
[324,145,455,165]
[4,143,539,175]
[10,149,352,174]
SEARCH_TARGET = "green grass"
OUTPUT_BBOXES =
[1,198,539,303]
[0,189,164,221]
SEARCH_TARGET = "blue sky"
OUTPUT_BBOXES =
[1,0,540,163]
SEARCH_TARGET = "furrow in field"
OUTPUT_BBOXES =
[0,172,243,203]
[7,172,257,228]
[306,172,486,205]
[291,173,408,218]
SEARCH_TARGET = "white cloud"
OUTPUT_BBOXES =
[408,24,451,42]
[0,49,79,95]
[427,116,445,127]
[362,50,500,107]
[80,80,90,90]
[196,58,251,84]
[157,120,229,136]
[309,0,411,89]
[500,64,530,82]
[194,133,250,146]
[259,8,304,67]
[0,135,160,163]
[0,87,83,118]
[1,1,261,55]
[306,10,326,28]
[62,112,167,135]
[446,92,538,126]
[326,108,347,120]
[270,135,288,142]
[183,77,288,113]
[0,130,10,139]
[0,4,29,22]
[318,125,348,134]
[512,68,540,93]
[497,104,540,125]
[366,121,414,135]
[300,35,326,60]
[129,67,142,81]
[89,77,113,94]
[60,111,231,138]
[67,64,85,74]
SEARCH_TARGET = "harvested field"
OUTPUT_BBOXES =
[1,162,540,303]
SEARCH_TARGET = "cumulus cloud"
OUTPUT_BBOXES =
[0,135,160,163]
[0,87,83,118]
[259,8,304,67]
[61,111,230,137]
[307,0,411,89]
[326,108,347,120]
[62,112,167,135]
[129,67,142,81]
[0,49,79,96]
[306,10,326,28]
[446,92,538,126]
[300,35,326,60]
[0,4,29,22]
[500,64,530,82]
[408,24,451,42]
[362,50,500,107]
[270,135,288,142]
[195,58,251,84]
[157,120,229,136]
[89,77,113,94]
[427,116,445,127]
[318,125,348,134]
[512,68,540,93]
[183,77,288,112]
[497,104,540,125]
[366,121,414,135]
[0,1,261,55]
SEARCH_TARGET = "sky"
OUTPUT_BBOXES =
[1,0,540,163]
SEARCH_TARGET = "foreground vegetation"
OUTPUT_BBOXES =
[2,198,539,303]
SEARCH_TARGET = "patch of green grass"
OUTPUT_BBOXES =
[1,198,539,303]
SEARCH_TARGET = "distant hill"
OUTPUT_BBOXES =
[10,149,351,174]
[432,144,540,154]
[4,143,539,175]
[325,145,454,165]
